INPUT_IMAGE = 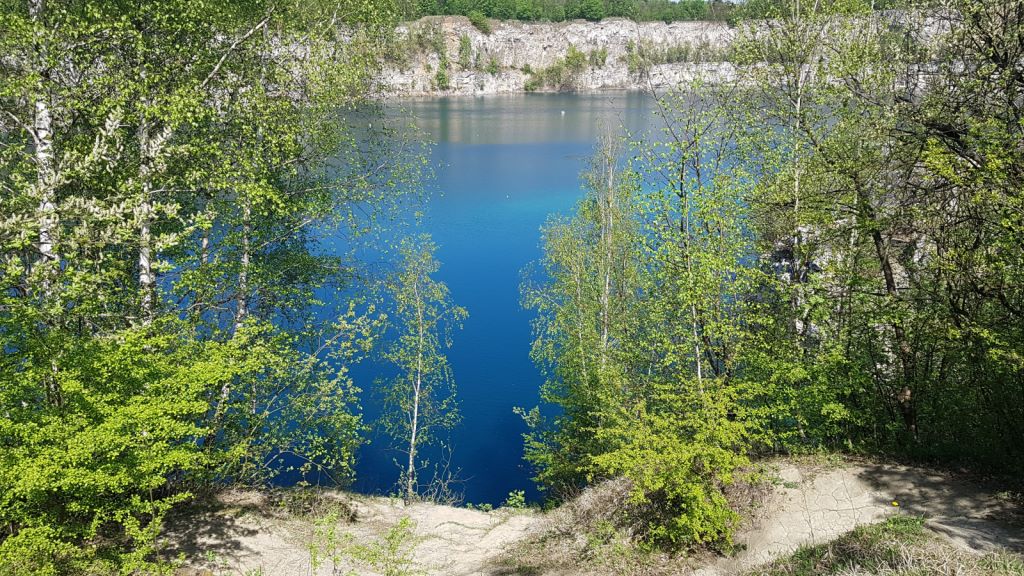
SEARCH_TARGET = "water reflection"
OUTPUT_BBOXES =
[349,91,663,505]
[394,91,660,145]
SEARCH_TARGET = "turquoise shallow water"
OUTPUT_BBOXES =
[350,92,662,505]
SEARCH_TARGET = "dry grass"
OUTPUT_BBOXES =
[748,515,1024,576]
[493,479,692,576]
[493,467,777,576]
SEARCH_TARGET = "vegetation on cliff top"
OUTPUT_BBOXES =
[2,0,1024,572]
[0,0,446,572]
[521,0,1024,551]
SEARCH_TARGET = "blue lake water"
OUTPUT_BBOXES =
[349,92,662,505]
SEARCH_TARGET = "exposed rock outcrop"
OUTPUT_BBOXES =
[378,16,736,96]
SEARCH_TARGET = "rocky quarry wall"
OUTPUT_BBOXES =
[378,16,736,96]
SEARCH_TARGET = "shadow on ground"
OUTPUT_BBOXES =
[858,463,1024,552]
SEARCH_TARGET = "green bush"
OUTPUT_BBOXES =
[565,44,586,74]
[523,45,589,91]
[309,512,420,576]
[590,391,750,549]
[502,490,527,509]
[624,39,644,74]
[435,61,450,90]
[434,43,450,90]
[458,34,472,68]
[486,57,500,75]
[468,10,492,34]
[0,323,211,573]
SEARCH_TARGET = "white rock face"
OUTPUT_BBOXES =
[378,16,736,96]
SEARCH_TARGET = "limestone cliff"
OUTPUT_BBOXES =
[378,16,735,96]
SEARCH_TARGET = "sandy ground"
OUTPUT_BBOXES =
[164,461,1022,575]
[697,461,1023,575]
[164,492,543,575]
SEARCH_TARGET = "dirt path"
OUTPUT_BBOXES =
[165,462,1021,575]
[698,461,1023,575]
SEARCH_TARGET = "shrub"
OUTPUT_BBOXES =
[0,323,213,573]
[502,490,527,509]
[434,65,449,90]
[486,57,500,75]
[523,45,589,91]
[468,10,492,34]
[434,46,450,90]
[458,34,472,68]
[426,25,445,54]
[565,44,586,74]
[309,512,420,576]
[589,390,750,550]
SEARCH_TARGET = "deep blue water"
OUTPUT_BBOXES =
[346,92,661,505]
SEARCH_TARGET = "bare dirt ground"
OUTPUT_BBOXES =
[696,460,1023,576]
[163,491,542,575]
[163,460,1022,576]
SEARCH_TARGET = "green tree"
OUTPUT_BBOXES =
[523,95,775,548]
[601,88,773,548]
[380,235,466,502]
[521,134,643,494]
[0,0,418,570]
[730,0,1024,468]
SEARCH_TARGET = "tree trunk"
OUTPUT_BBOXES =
[859,189,918,439]
[203,200,252,449]
[138,94,156,322]
[406,281,425,502]
[234,199,251,333]
[30,0,57,291]
[680,162,705,400]
[138,189,155,320]
[30,0,64,410]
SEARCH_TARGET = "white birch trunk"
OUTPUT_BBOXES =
[406,280,424,502]
[234,200,251,333]
[138,83,155,321]
[30,0,57,284]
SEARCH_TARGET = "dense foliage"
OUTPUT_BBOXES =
[4,0,1024,569]
[522,0,1024,550]
[0,0,432,572]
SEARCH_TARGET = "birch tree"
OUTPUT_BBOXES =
[520,135,642,495]
[380,235,466,502]
[0,0,419,569]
